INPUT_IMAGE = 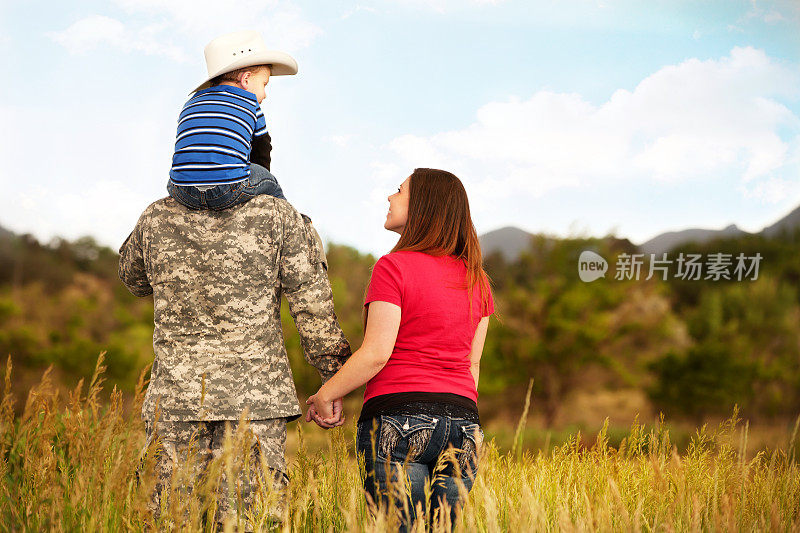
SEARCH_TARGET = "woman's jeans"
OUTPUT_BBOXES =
[356,413,483,531]
[167,163,285,210]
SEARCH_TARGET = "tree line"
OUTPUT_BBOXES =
[0,226,798,424]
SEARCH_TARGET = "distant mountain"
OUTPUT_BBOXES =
[480,202,800,260]
[0,224,14,242]
[479,226,534,260]
[638,224,747,256]
[480,225,635,260]
[761,204,800,239]
[638,203,800,255]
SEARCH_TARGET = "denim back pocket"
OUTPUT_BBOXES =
[210,180,247,210]
[377,414,439,463]
[457,422,484,476]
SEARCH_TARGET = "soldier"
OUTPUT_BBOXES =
[119,194,351,530]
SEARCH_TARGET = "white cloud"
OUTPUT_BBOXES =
[741,0,799,25]
[745,1,787,23]
[8,182,154,247]
[324,134,355,147]
[49,15,124,54]
[370,47,800,206]
[739,176,800,204]
[387,0,507,13]
[111,0,322,51]
[340,5,378,20]
[49,1,321,63]
[762,10,786,23]
[0,101,175,247]
[48,15,188,61]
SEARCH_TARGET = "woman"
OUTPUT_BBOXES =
[306,168,494,530]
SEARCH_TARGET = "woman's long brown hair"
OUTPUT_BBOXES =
[364,168,491,329]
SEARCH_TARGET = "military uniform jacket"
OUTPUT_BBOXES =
[118,195,351,422]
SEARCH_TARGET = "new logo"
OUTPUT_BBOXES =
[578,251,608,282]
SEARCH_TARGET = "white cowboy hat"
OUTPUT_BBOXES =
[191,30,298,94]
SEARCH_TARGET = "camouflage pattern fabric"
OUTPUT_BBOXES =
[141,417,288,529]
[118,195,351,422]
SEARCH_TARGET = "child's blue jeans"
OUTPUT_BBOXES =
[167,163,285,210]
[356,413,482,532]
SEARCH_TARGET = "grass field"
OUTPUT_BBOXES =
[2,355,799,532]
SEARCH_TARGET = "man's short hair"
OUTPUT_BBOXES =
[210,64,271,86]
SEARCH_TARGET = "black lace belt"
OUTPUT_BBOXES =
[357,392,480,425]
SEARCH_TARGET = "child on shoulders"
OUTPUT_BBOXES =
[167,30,297,210]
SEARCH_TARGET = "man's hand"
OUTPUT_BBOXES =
[304,397,345,429]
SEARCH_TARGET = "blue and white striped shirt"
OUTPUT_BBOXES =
[169,85,267,187]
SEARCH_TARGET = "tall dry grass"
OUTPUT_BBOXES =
[1,354,798,532]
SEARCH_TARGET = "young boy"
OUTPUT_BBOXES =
[167,30,298,210]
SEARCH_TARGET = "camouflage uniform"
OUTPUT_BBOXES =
[141,418,287,529]
[119,195,351,528]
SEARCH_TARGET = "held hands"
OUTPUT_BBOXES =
[305,395,345,429]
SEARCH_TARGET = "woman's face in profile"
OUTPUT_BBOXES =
[385,176,411,234]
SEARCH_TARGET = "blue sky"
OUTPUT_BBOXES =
[0,0,798,255]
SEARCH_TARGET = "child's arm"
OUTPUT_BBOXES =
[251,131,272,171]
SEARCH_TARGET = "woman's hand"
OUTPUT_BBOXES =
[306,392,338,423]
[305,302,400,404]
[304,399,345,429]
[303,301,401,429]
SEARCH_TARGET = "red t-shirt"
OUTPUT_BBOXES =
[363,251,494,403]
